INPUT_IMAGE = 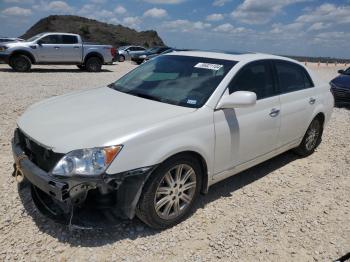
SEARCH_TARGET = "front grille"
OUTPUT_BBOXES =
[16,129,63,172]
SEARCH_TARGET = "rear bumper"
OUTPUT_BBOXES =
[131,57,144,64]
[12,129,156,220]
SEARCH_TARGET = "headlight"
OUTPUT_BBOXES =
[0,46,8,52]
[52,145,122,177]
[140,55,146,59]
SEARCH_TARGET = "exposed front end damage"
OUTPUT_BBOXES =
[12,129,156,226]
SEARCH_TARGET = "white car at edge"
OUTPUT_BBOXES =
[12,51,333,228]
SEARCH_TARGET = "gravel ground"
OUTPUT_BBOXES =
[0,62,349,261]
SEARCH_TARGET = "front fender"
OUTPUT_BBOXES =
[106,107,215,179]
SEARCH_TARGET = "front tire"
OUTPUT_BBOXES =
[118,55,125,62]
[85,57,102,72]
[10,55,32,72]
[136,155,202,229]
[77,65,86,70]
[293,117,323,157]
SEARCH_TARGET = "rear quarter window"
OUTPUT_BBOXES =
[275,61,314,93]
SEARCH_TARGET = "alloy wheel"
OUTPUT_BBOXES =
[305,120,320,151]
[154,164,197,220]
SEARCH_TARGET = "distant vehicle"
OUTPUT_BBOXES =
[131,46,172,65]
[330,67,350,106]
[117,45,146,62]
[143,48,190,62]
[12,51,333,229]
[0,37,24,43]
[0,32,115,72]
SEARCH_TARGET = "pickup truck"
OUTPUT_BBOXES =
[0,32,116,72]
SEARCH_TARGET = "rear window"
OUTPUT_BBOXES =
[62,35,78,44]
[229,61,276,100]
[275,61,314,93]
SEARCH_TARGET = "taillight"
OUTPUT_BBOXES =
[111,47,116,57]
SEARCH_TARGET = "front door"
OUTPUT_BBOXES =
[36,34,62,62]
[213,60,281,175]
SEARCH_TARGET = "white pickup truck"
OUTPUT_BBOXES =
[0,32,116,72]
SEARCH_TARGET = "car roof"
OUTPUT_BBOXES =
[42,32,79,36]
[166,50,300,64]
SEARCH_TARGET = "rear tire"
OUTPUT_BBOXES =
[293,117,323,157]
[85,57,102,72]
[10,54,31,72]
[136,154,202,229]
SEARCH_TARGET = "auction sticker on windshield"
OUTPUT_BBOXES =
[194,63,223,71]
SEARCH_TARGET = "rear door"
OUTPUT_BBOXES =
[60,35,82,62]
[213,60,281,174]
[274,60,316,145]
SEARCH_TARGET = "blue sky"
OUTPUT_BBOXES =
[1,0,350,58]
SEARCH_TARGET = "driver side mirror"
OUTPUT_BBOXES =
[217,91,257,109]
[37,40,43,46]
[338,69,345,75]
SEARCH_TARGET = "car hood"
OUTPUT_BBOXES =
[3,40,34,48]
[17,86,195,153]
[331,75,350,89]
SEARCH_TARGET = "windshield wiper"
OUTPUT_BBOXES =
[131,92,163,103]
[108,84,164,103]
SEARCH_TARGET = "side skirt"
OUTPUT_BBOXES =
[209,138,302,186]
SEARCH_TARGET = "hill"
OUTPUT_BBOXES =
[21,15,165,48]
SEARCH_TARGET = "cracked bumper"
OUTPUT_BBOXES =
[12,132,156,220]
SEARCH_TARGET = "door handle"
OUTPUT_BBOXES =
[74,46,80,49]
[54,46,60,49]
[309,98,316,105]
[269,108,280,117]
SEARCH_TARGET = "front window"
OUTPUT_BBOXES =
[109,55,236,108]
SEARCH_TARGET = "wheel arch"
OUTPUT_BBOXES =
[314,112,325,127]
[10,50,36,64]
[83,52,104,64]
[310,111,325,129]
[152,150,210,194]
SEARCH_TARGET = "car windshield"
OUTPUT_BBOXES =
[118,46,129,50]
[27,33,46,42]
[109,55,237,108]
[147,47,161,53]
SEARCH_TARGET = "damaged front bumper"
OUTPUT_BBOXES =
[12,130,156,222]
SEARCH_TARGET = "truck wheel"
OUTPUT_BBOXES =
[118,55,125,62]
[293,117,323,157]
[85,57,102,72]
[10,55,32,72]
[136,154,202,229]
[77,65,86,70]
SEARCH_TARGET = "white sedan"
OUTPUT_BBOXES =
[12,51,333,228]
